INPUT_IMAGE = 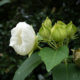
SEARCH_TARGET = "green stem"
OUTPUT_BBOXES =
[37,46,42,50]
[64,59,68,80]
[50,42,57,48]
[52,40,57,45]
[48,42,56,49]
[39,40,57,49]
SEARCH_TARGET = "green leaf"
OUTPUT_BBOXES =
[52,63,80,80]
[13,53,41,80]
[38,45,69,72]
[0,0,11,6]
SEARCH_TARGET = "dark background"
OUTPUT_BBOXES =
[0,0,80,80]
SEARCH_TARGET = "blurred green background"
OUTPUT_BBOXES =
[0,0,80,80]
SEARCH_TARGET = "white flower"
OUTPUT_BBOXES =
[9,22,36,56]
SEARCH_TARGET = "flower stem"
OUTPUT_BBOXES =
[64,59,68,80]
[48,42,56,49]
[37,46,42,50]
[50,42,57,48]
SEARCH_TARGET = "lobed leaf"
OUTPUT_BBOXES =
[39,45,69,72]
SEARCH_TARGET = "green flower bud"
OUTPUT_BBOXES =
[57,21,66,25]
[66,21,77,38]
[51,21,67,42]
[39,17,52,40]
[43,17,52,28]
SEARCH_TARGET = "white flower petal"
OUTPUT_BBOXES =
[9,22,36,56]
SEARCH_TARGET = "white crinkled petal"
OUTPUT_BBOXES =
[9,22,36,56]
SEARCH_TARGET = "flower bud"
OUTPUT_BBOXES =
[73,48,80,67]
[39,17,52,40]
[66,21,77,38]
[42,17,52,28]
[9,22,36,56]
[51,21,67,42]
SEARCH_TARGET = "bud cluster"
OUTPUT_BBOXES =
[39,17,77,44]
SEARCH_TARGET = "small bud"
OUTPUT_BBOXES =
[39,17,52,40]
[73,48,80,67]
[66,21,77,38]
[51,21,67,42]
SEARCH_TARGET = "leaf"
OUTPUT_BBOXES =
[13,53,41,80]
[38,45,69,72]
[52,63,80,80]
[0,0,10,6]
